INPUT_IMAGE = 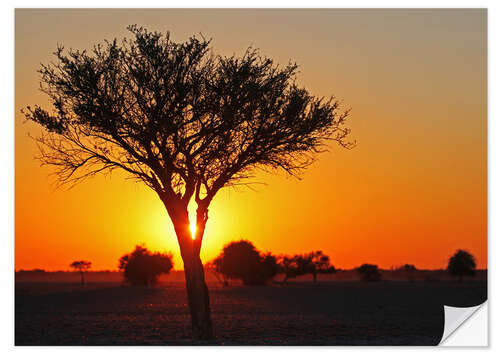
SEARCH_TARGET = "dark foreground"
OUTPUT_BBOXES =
[16,280,487,345]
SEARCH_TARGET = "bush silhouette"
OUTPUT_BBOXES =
[279,251,335,283]
[244,253,280,285]
[447,249,476,282]
[205,256,229,287]
[215,240,278,285]
[356,264,382,282]
[119,245,173,286]
[397,264,418,282]
[69,260,91,285]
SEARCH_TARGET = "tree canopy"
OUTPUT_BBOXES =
[212,240,279,285]
[119,244,174,286]
[447,249,476,281]
[279,251,335,283]
[69,260,91,271]
[356,264,381,282]
[23,25,353,216]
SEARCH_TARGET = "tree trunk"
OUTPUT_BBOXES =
[80,271,85,285]
[182,251,214,340]
[312,271,317,284]
[169,205,214,340]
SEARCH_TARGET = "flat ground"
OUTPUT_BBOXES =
[15,275,487,345]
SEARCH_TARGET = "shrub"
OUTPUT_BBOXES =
[279,251,335,283]
[356,263,382,282]
[215,240,279,285]
[397,264,418,282]
[119,245,173,286]
[447,249,476,282]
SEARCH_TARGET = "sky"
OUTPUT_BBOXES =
[15,9,487,271]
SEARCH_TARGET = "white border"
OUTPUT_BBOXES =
[3,1,495,355]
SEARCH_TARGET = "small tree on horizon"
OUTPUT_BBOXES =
[447,249,476,283]
[397,264,418,282]
[356,263,381,282]
[279,251,335,283]
[308,251,335,283]
[22,26,353,339]
[69,260,91,285]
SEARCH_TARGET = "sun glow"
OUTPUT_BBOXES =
[190,221,197,240]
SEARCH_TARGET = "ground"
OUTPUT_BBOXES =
[15,273,487,345]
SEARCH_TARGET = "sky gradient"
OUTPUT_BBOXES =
[15,9,487,271]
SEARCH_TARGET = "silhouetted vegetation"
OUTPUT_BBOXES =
[17,269,45,273]
[23,25,353,339]
[212,240,279,285]
[69,260,91,285]
[118,245,173,286]
[279,251,335,283]
[356,264,382,282]
[397,264,418,282]
[205,256,229,287]
[447,249,476,282]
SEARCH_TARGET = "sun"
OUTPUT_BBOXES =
[190,221,197,240]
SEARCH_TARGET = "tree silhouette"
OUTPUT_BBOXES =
[279,255,300,283]
[447,249,476,283]
[397,264,417,282]
[307,251,335,283]
[118,245,173,286]
[213,240,278,285]
[22,26,353,339]
[356,264,381,282]
[246,252,280,285]
[279,251,335,283]
[205,256,228,287]
[69,260,91,285]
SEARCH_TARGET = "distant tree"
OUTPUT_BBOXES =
[356,264,381,282]
[215,240,279,285]
[279,251,335,283]
[119,245,173,286]
[279,255,300,283]
[447,250,476,282]
[245,252,280,285]
[308,251,336,283]
[22,26,353,339]
[397,264,418,282]
[69,260,91,285]
[205,256,228,287]
[219,240,260,281]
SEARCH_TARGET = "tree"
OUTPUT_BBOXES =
[69,260,91,285]
[205,256,229,287]
[279,255,300,283]
[307,251,335,283]
[118,245,173,286]
[356,264,381,282]
[279,251,335,283]
[245,252,280,285]
[214,240,278,285]
[23,26,353,339]
[397,264,417,282]
[447,249,476,282]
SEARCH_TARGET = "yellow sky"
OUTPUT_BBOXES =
[15,9,487,270]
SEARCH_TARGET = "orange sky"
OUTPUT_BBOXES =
[15,9,487,271]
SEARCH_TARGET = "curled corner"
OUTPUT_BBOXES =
[439,303,485,345]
